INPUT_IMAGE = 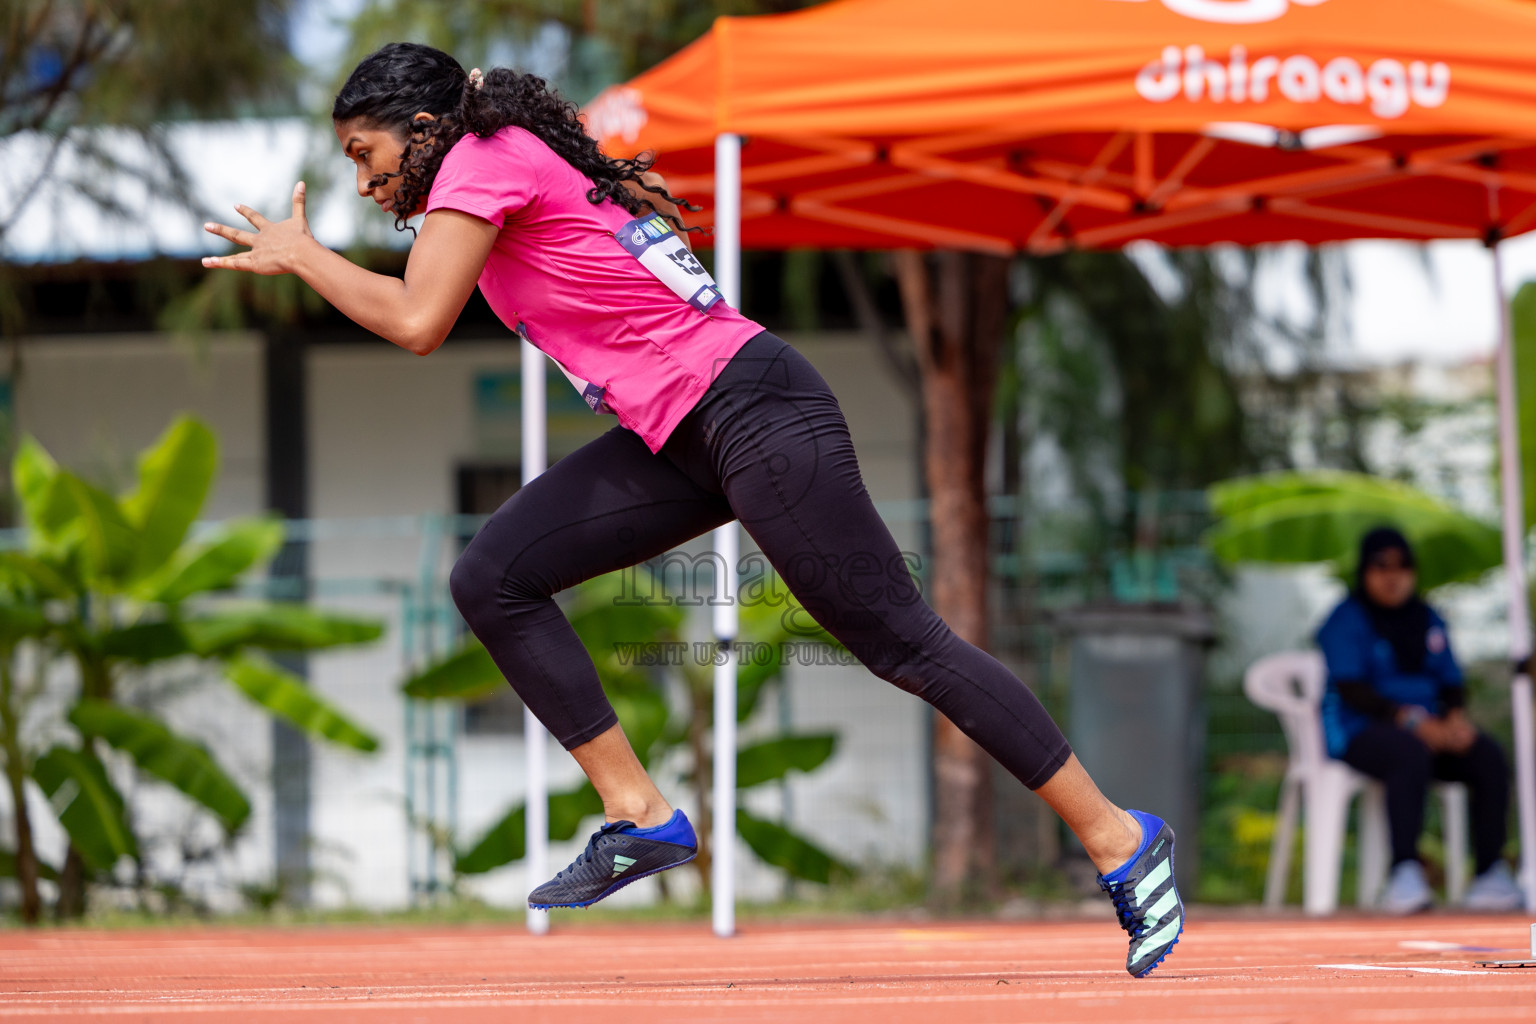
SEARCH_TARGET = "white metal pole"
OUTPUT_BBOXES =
[711,132,742,939]
[522,336,551,935]
[1492,245,1536,912]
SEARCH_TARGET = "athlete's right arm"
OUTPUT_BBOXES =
[203,182,498,356]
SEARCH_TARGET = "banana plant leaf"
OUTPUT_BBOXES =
[1205,473,1503,591]
[12,437,75,545]
[402,642,503,701]
[120,417,217,583]
[735,807,851,885]
[69,701,251,834]
[98,622,193,663]
[139,519,284,604]
[573,563,697,619]
[737,582,835,642]
[185,605,384,657]
[57,473,138,585]
[609,687,670,763]
[734,654,782,724]
[0,602,47,645]
[454,782,604,875]
[224,657,380,752]
[32,746,137,872]
[0,552,74,600]
[735,583,841,722]
[735,733,836,790]
[569,582,688,642]
[1206,470,1411,518]
[569,581,688,695]
[0,849,59,882]
[402,637,670,763]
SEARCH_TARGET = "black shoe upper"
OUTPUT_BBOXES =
[528,819,696,907]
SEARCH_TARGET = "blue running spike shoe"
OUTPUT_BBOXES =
[528,809,698,910]
[1096,809,1185,978]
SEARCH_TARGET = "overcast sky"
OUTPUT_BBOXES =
[1341,238,1536,365]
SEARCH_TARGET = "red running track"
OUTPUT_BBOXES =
[1,913,1533,1022]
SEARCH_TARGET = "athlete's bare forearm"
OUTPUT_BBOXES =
[283,243,429,351]
[205,187,497,355]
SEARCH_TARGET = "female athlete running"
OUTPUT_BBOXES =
[202,42,1183,977]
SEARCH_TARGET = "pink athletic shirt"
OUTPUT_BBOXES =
[424,126,764,453]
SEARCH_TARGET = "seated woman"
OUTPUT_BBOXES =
[1317,527,1520,913]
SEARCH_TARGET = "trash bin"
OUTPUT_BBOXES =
[1054,605,1214,894]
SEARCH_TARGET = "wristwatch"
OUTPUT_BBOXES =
[1397,705,1428,731]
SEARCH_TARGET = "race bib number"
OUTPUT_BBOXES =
[615,214,723,313]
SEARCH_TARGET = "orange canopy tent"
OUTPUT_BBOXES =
[587,0,1536,253]
[578,0,1536,926]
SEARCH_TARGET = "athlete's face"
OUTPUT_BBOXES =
[335,113,433,217]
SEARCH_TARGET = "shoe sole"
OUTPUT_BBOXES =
[528,852,698,910]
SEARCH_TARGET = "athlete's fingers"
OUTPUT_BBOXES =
[291,180,307,223]
[203,221,256,247]
[234,203,270,230]
[201,252,254,271]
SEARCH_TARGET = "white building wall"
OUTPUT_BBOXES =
[11,333,265,518]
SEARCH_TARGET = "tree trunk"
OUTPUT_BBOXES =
[0,658,40,924]
[56,845,86,919]
[894,250,1011,903]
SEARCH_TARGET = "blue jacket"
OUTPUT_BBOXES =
[1315,595,1463,758]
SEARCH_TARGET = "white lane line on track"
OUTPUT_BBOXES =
[1317,963,1498,976]
[4,979,1532,1009]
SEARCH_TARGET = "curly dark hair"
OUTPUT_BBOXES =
[332,42,695,234]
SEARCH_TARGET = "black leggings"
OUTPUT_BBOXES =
[1340,721,1510,874]
[449,330,1073,789]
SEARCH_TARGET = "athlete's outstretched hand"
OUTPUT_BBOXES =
[202,181,314,275]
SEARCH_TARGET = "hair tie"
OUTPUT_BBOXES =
[468,67,485,91]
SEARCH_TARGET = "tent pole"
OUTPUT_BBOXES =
[711,132,742,939]
[522,336,551,936]
[1492,243,1536,912]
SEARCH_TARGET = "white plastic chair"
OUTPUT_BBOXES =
[1243,651,1468,915]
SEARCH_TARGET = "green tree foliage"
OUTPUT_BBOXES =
[1,1,301,528]
[1015,249,1342,530]
[0,415,382,923]
[338,1,822,103]
[1,0,296,246]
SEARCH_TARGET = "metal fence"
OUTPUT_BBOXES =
[2,489,1301,910]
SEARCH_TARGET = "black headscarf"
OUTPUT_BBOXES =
[1354,527,1432,674]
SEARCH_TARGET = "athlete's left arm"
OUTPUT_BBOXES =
[202,182,498,356]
